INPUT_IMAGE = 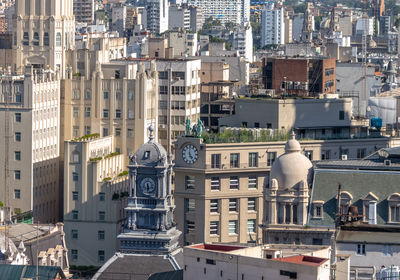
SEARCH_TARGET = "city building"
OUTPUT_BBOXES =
[231,23,253,63]
[187,0,242,25]
[93,126,182,280]
[144,0,169,34]
[0,69,61,223]
[111,3,127,36]
[169,4,191,31]
[260,3,284,47]
[166,30,198,57]
[64,135,129,266]
[12,0,75,77]
[184,243,331,280]
[74,0,95,24]
[263,57,336,96]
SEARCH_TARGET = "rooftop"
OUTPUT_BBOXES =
[189,244,246,252]
[272,255,328,267]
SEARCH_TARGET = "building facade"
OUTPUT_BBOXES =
[73,0,95,24]
[260,4,284,47]
[64,135,129,266]
[145,0,169,34]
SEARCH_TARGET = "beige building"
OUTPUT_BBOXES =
[200,62,230,84]
[184,243,331,280]
[63,135,129,266]
[12,0,75,76]
[0,68,61,223]
[174,134,400,246]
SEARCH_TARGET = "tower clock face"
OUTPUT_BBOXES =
[182,144,198,164]
[140,177,156,195]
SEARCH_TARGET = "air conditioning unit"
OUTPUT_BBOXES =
[384,159,391,166]
[341,154,347,160]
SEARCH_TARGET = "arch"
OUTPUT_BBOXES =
[339,191,353,201]
[388,193,400,201]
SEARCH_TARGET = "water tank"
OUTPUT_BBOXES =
[371,117,383,131]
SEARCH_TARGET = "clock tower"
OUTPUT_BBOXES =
[117,126,182,257]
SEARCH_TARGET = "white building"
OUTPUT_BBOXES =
[145,0,169,34]
[260,4,285,47]
[231,22,253,62]
[187,0,242,25]
[356,17,374,36]
[0,68,61,223]
[64,135,129,266]
[169,4,191,30]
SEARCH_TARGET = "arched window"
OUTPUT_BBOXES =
[339,191,353,214]
[33,32,39,46]
[23,32,29,46]
[56,32,61,47]
[388,193,400,223]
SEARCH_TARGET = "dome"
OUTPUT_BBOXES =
[133,125,168,167]
[270,132,313,190]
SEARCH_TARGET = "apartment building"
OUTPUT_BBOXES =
[0,68,61,223]
[174,135,400,246]
[144,0,169,34]
[64,135,129,266]
[260,3,284,47]
[74,0,95,23]
[12,0,75,77]
[188,0,242,25]
[169,4,191,30]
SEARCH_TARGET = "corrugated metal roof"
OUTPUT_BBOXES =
[0,264,64,280]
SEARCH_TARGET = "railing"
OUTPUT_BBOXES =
[128,197,167,208]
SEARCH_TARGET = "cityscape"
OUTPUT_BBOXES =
[0,0,400,279]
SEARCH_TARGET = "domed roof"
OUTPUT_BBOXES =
[134,125,168,167]
[270,132,313,190]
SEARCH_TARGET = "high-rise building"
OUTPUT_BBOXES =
[0,68,61,223]
[73,0,95,24]
[112,3,127,36]
[260,3,284,47]
[12,0,75,77]
[188,0,242,25]
[144,0,169,34]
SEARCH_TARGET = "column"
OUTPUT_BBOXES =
[290,204,293,224]
[282,203,286,224]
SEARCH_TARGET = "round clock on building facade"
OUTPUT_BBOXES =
[182,144,198,164]
[140,177,156,195]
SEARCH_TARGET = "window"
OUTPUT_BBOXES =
[15,132,21,142]
[72,210,78,220]
[210,199,219,213]
[206,259,216,265]
[247,219,256,233]
[304,150,313,160]
[185,175,195,190]
[128,109,134,119]
[249,152,258,167]
[267,152,276,166]
[128,92,134,100]
[85,107,91,117]
[248,177,257,189]
[14,151,21,161]
[313,203,323,218]
[103,91,109,99]
[98,230,105,240]
[357,148,366,159]
[72,172,79,182]
[56,32,61,46]
[98,250,105,262]
[230,153,239,168]
[33,32,39,46]
[186,220,195,233]
[72,191,78,201]
[84,126,91,135]
[159,100,167,109]
[210,177,220,190]
[229,199,238,212]
[99,211,105,221]
[103,109,109,118]
[71,249,78,261]
[99,193,105,202]
[383,244,393,256]
[115,109,121,118]
[230,176,239,189]
[15,113,21,122]
[185,198,196,212]
[115,128,121,137]
[228,220,238,234]
[211,154,221,168]
[127,129,133,138]
[159,71,168,79]
[85,90,91,100]
[160,85,168,94]
[14,170,20,180]
[14,189,20,199]
[391,205,400,222]
[339,110,345,120]
[23,32,29,45]
[321,150,330,160]
[210,221,219,235]
[356,244,366,255]
[73,126,79,137]
[248,198,256,211]
[15,94,22,103]
[72,90,80,100]
[71,229,78,239]
[312,238,323,245]
[73,107,79,118]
